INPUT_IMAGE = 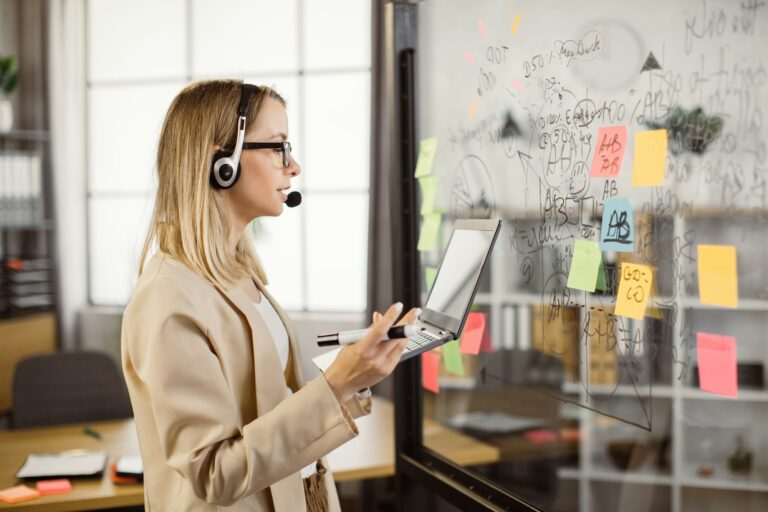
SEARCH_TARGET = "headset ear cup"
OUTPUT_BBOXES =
[210,151,241,189]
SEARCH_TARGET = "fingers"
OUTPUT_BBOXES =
[372,311,382,323]
[383,338,409,373]
[362,302,403,349]
[396,307,422,327]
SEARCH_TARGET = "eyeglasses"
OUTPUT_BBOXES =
[241,141,292,167]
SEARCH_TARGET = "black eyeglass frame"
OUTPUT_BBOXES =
[241,141,292,167]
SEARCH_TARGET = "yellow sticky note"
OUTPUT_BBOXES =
[631,129,667,187]
[698,245,738,308]
[419,176,438,215]
[425,266,438,292]
[417,213,442,252]
[615,262,653,319]
[414,138,438,178]
[442,340,465,376]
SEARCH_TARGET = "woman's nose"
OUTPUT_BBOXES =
[287,157,301,177]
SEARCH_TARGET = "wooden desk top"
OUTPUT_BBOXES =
[0,397,499,510]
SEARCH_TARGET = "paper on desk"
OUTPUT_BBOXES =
[16,451,107,479]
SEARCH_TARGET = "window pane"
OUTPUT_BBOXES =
[88,82,183,194]
[252,206,304,311]
[304,0,371,70]
[88,196,154,305]
[87,0,186,81]
[245,75,304,190]
[191,0,298,76]
[303,72,370,191]
[305,193,367,311]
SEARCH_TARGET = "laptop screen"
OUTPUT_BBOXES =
[423,223,498,334]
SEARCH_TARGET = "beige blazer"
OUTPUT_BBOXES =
[121,253,371,511]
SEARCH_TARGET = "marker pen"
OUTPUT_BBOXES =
[317,324,419,347]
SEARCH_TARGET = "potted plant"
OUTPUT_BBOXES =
[0,54,19,132]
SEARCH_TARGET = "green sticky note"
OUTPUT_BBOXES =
[425,266,438,292]
[414,138,438,178]
[442,340,464,376]
[418,213,442,252]
[596,257,607,291]
[567,240,602,292]
[419,176,438,215]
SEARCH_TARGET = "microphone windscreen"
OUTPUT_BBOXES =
[286,191,302,208]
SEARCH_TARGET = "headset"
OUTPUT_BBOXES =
[209,82,259,190]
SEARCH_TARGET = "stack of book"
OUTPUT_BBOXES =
[0,258,53,315]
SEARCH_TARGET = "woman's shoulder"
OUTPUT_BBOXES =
[128,253,214,312]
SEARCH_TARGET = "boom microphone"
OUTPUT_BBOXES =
[285,191,302,208]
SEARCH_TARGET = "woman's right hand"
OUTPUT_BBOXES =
[323,302,421,404]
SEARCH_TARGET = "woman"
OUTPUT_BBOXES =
[121,80,419,511]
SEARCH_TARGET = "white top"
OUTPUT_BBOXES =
[253,296,316,478]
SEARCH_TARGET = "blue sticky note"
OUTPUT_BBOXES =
[600,198,634,252]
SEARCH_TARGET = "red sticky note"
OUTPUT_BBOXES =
[590,125,627,177]
[460,312,488,355]
[524,429,558,443]
[697,332,738,398]
[36,479,72,495]
[463,51,475,65]
[0,485,40,504]
[421,351,440,394]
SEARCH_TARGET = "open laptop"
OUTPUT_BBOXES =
[313,218,501,371]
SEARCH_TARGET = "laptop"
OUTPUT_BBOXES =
[313,218,501,371]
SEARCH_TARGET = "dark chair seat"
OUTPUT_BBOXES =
[12,351,133,429]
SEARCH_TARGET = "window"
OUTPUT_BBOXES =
[86,0,371,311]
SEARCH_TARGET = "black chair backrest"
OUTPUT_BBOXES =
[12,351,133,429]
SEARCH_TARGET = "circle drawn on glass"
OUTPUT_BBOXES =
[451,155,495,219]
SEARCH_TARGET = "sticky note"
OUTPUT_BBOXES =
[567,240,602,292]
[414,138,438,178]
[460,311,487,355]
[591,125,627,177]
[632,129,668,186]
[596,257,608,291]
[511,12,521,34]
[422,351,440,393]
[463,51,475,65]
[442,340,465,376]
[478,19,488,41]
[36,479,72,495]
[600,198,634,252]
[419,176,437,215]
[425,266,438,292]
[468,98,479,120]
[417,213,442,252]
[524,429,558,443]
[615,262,653,319]
[697,332,738,398]
[698,245,738,308]
[0,485,40,504]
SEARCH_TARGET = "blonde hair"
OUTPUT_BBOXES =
[139,80,285,287]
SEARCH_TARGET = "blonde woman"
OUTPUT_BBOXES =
[121,80,419,511]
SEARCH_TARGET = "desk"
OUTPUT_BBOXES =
[0,397,499,510]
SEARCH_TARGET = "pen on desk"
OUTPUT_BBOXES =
[83,426,102,440]
[317,324,419,347]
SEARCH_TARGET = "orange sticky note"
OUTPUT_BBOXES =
[421,351,440,394]
[631,129,668,186]
[0,485,40,504]
[614,262,653,319]
[36,479,72,495]
[697,245,738,308]
[697,332,738,398]
[460,311,487,355]
[591,126,627,177]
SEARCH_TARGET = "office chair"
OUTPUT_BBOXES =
[11,351,133,429]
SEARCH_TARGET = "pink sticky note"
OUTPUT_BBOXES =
[524,429,559,443]
[591,125,627,177]
[460,312,487,354]
[510,79,524,91]
[36,479,72,495]
[463,51,475,65]
[478,19,488,41]
[0,485,40,504]
[421,351,440,394]
[697,332,738,398]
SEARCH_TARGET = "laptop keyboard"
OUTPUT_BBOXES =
[404,330,444,352]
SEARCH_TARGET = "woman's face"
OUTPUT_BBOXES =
[223,97,301,223]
